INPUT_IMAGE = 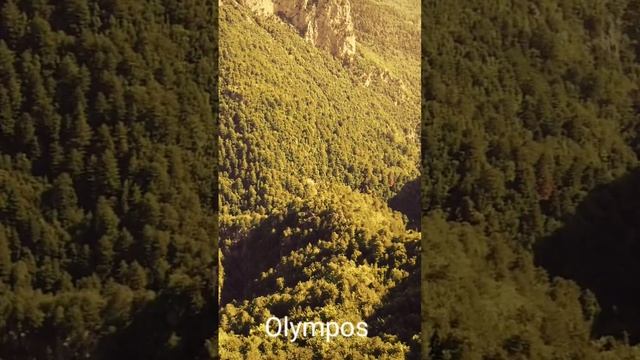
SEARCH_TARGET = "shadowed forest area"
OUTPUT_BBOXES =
[0,0,218,358]
[536,169,640,343]
[422,0,640,358]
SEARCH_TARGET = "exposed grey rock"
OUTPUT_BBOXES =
[239,0,356,62]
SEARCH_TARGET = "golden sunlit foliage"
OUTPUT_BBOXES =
[218,1,420,358]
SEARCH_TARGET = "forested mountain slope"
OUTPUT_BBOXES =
[351,0,420,92]
[423,0,640,358]
[219,0,421,358]
[219,1,420,215]
[0,0,218,358]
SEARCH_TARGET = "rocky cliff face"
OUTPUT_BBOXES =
[240,0,356,62]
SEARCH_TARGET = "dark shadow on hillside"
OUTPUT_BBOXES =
[389,177,421,231]
[97,291,217,360]
[220,210,332,305]
[366,258,420,359]
[535,169,640,343]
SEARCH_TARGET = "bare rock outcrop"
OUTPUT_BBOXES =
[239,0,356,62]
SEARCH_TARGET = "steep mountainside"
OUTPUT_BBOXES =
[219,0,419,215]
[219,0,420,358]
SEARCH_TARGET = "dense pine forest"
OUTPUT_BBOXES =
[422,0,640,358]
[218,0,421,358]
[0,0,218,358]
[5,0,640,359]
